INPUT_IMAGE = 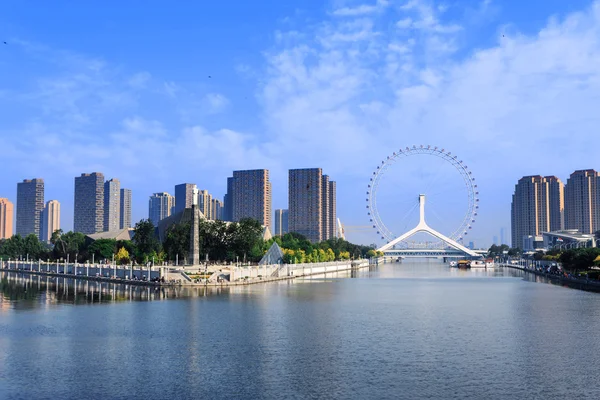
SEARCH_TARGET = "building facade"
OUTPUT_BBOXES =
[223,177,234,221]
[148,192,174,226]
[74,172,105,234]
[511,175,564,250]
[16,178,45,239]
[565,169,599,234]
[120,188,132,229]
[0,198,14,239]
[198,190,212,220]
[328,180,337,239]
[274,209,289,236]
[104,178,121,232]
[174,183,196,215]
[288,168,336,243]
[211,198,223,221]
[41,200,60,243]
[231,169,272,229]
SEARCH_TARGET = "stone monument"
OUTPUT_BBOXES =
[189,188,201,265]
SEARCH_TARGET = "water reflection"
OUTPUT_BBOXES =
[0,272,231,310]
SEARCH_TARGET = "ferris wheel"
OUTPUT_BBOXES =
[367,145,479,247]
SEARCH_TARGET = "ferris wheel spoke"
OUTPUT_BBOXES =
[367,145,478,245]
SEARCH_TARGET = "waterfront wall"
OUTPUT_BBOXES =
[229,260,369,282]
[1,260,161,280]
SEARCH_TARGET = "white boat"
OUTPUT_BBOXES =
[449,261,457,267]
[470,260,486,268]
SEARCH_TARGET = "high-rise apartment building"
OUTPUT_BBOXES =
[0,198,14,239]
[231,169,272,229]
[274,209,289,236]
[321,175,330,241]
[148,192,174,226]
[120,188,132,229]
[565,169,600,234]
[546,176,565,232]
[328,180,337,239]
[223,177,234,221]
[288,168,336,242]
[511,175,564,249]
[103,178,121,232]
[16,178,44,239]
[74,172,104,234]
[198,190,212,219]
[174,183,196,215]
[211,198,223,221]
[41,200,60,243]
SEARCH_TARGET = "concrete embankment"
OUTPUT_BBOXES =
[1,259,371,287]
[500,263,600,292]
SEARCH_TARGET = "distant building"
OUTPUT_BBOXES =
[211,198,223,220]
[543,230,596,250]
[74,172,105,234]
[468,241,475,250]
[288,168,337,243]
[511,175,564,250]
[328,180,337,239]
[232,169,272,229]
[103,178,121,232]
[0,198,14,239]
[120,188,132,229]
[523,235,544,252]
[223,177,234,222]
[41,200,60,243]
[16,178,45,239]
[274,209,289,236]
[565,169,599,234]
[148,192,174,226]
[493,236,498,245]
[198,189,212,219]
[174,183,196,215]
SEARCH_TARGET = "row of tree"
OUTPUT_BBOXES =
[0,218,376,265]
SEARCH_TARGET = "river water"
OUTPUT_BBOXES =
[1,261,600,400]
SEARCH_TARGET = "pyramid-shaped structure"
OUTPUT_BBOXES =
[259,242,284,265]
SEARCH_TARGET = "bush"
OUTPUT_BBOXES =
[587,271,600,280]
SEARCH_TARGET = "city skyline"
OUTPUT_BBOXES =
[2,2,600,246]
[0,165,599,246]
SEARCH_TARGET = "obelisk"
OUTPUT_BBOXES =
[189,188,200,265]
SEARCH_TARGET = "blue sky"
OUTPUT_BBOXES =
[1,0,598,247]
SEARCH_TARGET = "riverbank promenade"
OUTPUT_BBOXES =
[0,259,370,287]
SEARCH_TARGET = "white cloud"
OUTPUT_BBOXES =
[259,0,600,245]
[203,93,230,114]
[332,0,390,17]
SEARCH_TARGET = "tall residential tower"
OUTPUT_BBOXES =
[41,200,60,243]
[104,178,121,232]
[174,183,196,215]
[16,178,45,239]
[564,169,600,234]
[74,172,105,234]
[288,168,336,243]
[120,188,132,229]
[231,169,272,229]
[511,175,564,249]
[0,198,14,239]
[149,192,175,226]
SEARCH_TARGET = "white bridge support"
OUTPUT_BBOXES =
[377,194,478,257]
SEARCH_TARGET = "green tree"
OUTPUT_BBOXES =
[51,230,86,261]
[560,248,600,272]
[88,239,117,261]
[133,219,161,263]
[163,222,190,263]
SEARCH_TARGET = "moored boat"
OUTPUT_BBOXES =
[457,260,471,269]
